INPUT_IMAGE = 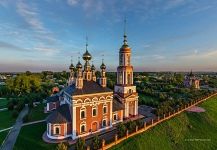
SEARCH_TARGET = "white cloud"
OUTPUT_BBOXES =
[16,0,45,32]
[16,0,58,56]
[67,0,78,6]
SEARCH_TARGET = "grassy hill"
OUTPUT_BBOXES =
[111,96,217,150]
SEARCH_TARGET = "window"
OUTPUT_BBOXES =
[127,55,130,65]
[81,124,86,133]
[54,125,61,135]
[128,89,133,94]
[102,119,107,127]
[114,114,117,121]
[80,108,86,119]
[55,127,60,134]
[92,108,97,117]
[103,106,107,114]
[127,74,131,84]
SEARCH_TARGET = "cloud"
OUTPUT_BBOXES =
[0,41,29,52]
[67,0,78,6]
[16,0,44,32]
[16,0,58,55]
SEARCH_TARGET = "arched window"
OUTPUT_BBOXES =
[103,106,107,114]
[81,124,86,133]
[54,125,61,135]
[80,108,86,119]
[55,127,59,134]
[102,119,107,127]
[113,114,117,121]
[128,89,133,94]
[127,55,130,65]
[127,74,131,84]
[92,108,97,117]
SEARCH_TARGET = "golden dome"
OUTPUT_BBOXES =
[91,64,96,70]
[100,62,106,70]
[82,50,92,61]
[76,61,82,69]
[69,63,74,70]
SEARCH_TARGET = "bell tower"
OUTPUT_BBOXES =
[114,19,138,118]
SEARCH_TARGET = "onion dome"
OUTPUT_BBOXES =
[91,64,96,70]
[120,34,131,52]
[100,62,106,70]
[76,61,82,69]
[82,50,92,61]
[69,63,74,70]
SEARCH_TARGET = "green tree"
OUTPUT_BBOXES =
[117,123,126,137]
[6,74,41,96]
[76,138,85,150]
[56,142,68,150]
[92,135,100,150]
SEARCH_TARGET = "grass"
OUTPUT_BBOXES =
[111,96,217,150]
[28,103,48,122]
[0,130,9,146]
[14,122,56,150]
[0,110,16,130]
[0,98,8,109]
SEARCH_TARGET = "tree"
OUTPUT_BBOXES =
[117,123,126,137]
[6,74,41,96]
[56,142,68,150]
[126,121,137,132]
[92,135,100,150]
[76,138,85,150]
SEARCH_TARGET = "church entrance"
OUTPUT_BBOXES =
[91,122,98,132]
[129,101,135,116]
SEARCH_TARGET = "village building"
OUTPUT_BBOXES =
[45,31,138,140]
[184,70,200,89]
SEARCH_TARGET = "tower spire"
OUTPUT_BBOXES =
[86,36,88,51]
[123,17,128,46]
[71,56,73,64]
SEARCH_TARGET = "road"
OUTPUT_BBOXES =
[1,106,29,150]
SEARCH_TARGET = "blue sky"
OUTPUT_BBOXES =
[0,0,217,72]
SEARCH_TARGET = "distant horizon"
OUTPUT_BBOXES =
[1,0,217,72]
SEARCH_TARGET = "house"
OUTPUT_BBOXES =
[45,32,138,140]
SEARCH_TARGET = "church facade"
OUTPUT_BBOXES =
[45,32,138,140]
[184,70,200,89]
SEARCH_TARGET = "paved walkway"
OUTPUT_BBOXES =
[0,127,12,133]
[0,108,7,112]
[1,106,29,150]
[22,119,45,126]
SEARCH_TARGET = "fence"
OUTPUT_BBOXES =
[96,92,217,150]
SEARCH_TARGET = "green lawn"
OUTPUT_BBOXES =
[28,103,48,122]
[0,110,16,130]
[0,130,8,146]
[111,96,217,150]
[0,98,8,109]
[14,122,56,150]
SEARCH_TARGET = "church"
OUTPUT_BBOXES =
[45,31,139,140]
[184,70,200,89]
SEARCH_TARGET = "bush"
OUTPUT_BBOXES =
[7,102,14,110]
[12,99,18,105]
[117,123,126,138]
[12,110,19,118]
[92,135,100,150]
[16,101,25,112]
[28,101,34,108]
[126,121,137,133]
[56,142,68,150]
[76,138,85,150]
